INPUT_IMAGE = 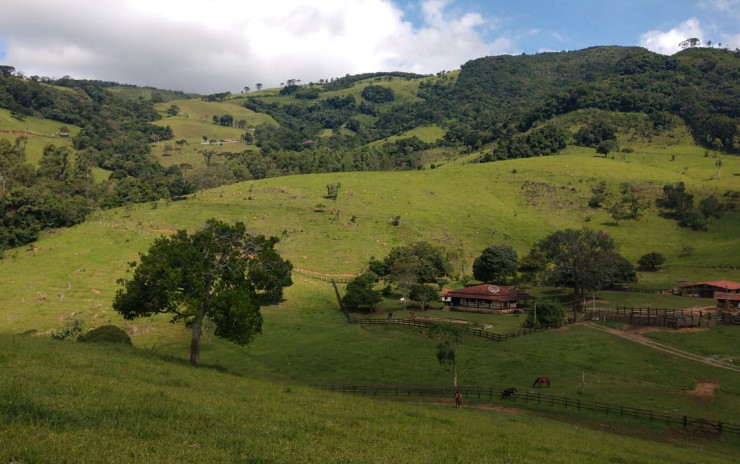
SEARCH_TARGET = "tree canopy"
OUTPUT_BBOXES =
[342,272,381,311]
[113,219,292,365]
[524,228,636,311]
[472,244,518,283]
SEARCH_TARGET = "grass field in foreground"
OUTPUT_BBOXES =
[1,334,738,464]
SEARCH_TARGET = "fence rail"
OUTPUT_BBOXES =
[317,384,740,436]
[351,316,568,341]
[294,268,353,284]
[585,306,727,328]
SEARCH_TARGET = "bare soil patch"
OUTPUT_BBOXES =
[685,381,719,398]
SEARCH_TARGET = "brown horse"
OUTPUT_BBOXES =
[532,376,551,388]
[455,392,462,408]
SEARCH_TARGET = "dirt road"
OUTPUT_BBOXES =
[582,322,740,373]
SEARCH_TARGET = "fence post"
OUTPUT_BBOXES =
[718,421,723,434]
[683,415,688,428]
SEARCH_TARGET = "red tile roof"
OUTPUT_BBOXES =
[443,284,534,302]
[715,292,740,301]
[682,281,740,291]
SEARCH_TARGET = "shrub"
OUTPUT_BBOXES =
[637,252,665,271]
[51,318,86,341]
[524,301,565,328]
[77,325,132,345]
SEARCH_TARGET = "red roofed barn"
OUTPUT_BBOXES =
[680,280,740,298]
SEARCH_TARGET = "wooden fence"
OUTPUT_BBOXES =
[351,316,568,342]
[318,384,740,436]
[718,312,740,325]
[294,268,353,284]
[585,307,720,328]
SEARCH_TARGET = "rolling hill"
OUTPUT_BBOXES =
[2,45,740,462]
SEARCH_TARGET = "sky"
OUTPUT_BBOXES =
[1,0,739,94]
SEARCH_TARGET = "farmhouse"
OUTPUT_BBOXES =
[681,280,740,298]
[441,284,535,313]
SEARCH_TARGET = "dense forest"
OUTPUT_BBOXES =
[1,45,739,249]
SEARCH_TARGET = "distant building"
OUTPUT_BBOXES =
[714,292,740,310]
[441,284,535,313]
[680,280,740,298]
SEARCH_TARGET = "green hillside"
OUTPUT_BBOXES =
[3,334,736,464]
[2,47,740,462]
[2,134,740,462]
[149,98,276,168]
[0,107,78,163]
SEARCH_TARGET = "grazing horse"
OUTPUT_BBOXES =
[532,376,551,388]
[455,392,462,408]
[501,388,518,399]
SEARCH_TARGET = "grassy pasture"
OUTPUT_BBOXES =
[2,334,736,464]
[1,139,740,461]
[368,125,446,146]
[150,99,273,167]
[0,108,79,164]
[153,99,276,127]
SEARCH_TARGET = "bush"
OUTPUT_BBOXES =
[77,325,132,345]
[51,318,86,341]
[637,252,665,271]
[524,301,565,328]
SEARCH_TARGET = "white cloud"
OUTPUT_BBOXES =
[640,18,704,55]
[0,0,511,94]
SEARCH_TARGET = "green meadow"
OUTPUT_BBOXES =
[149,99,275,168]
[1,134,740,461]
[3,334,737,464]
[0,108,79,164]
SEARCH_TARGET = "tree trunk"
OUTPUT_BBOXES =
[190,309,206,366]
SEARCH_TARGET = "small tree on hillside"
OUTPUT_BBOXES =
[637,252,665,271]
[410,284,439,311]
[596,139,619,157]
[431,322,466,388]
[325,182,341,200]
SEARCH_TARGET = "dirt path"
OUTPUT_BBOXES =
[582,322,740,373]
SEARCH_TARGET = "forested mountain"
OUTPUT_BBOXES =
[1,45,739,249]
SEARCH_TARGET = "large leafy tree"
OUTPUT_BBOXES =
[472,244,518,283]
[113,219,292,365]
[381,241,452,283]
[525,228,636,313]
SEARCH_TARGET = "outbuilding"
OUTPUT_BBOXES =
[681,280,740,298]
[715,291,740,310]
[441,284,535,313]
